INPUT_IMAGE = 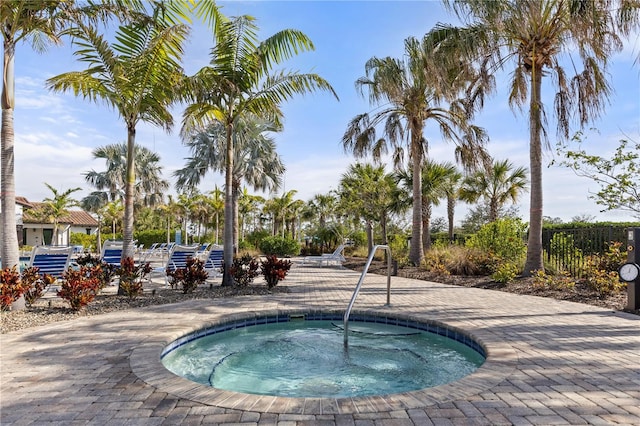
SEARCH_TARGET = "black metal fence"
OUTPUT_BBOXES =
[541,226,628,278]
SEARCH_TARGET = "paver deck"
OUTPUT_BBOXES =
[1,262,639,425]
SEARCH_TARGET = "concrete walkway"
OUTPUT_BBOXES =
[1,263,639,425]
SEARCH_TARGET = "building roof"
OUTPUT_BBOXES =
[23,203,99,227]
[15,196,34,208]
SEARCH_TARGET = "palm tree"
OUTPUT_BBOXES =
[1,2,86,275]
[175,116,285,254]
[180,14,337,286]
[396,161,459,252]
[264,190,299,238]
[343,35,488,266]
[209,187,225,245]
[238,189,263,241]
[439,0,624,274]
[339,163,405,253]
[308,193,338,229]
[33,184,81,245]
[102,200,124,240]
[45,5,192,263]
[84,143,169,209]
[460,159,529,223]
[442,169,463,242]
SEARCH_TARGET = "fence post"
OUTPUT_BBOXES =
[624,228,640,310]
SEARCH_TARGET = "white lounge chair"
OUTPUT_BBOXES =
[303,244,346,267]
[101,240,124,267]
[150,244,200,285]
[203,246,223,278]
[29,245,73,279]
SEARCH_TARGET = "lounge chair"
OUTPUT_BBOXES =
[203,246,224,278]
[101,240,124,267]
[150,243,200,285]
[139,242,160,262]
[29,246,73,279]
[302,244,346,267]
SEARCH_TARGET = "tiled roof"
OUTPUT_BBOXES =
[15,196,34,208]
[23,203,99,227]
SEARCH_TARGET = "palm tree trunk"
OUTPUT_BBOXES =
[422,201,432,253]
[120,125,136,295]
[409,135,424,266]
[2,41,23,310]
[523,66,544,276]
[232,181,240,255]
[447,194,455,243]
[222,123,234,286]
[366,220,374,254]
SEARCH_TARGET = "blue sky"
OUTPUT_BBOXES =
[11,1,640,224]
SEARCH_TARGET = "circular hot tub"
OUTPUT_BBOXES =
[161,312,486,398]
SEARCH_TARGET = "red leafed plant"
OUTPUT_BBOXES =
[57,266,102,310]
[0,266,25,310]
[166,257,208,294]
[260,254,292,289]
[22,267,56,307]
[116,257,151,300]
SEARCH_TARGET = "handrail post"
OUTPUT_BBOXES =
[343,245,392,346]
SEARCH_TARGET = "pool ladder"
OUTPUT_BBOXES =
[343,244,392,346]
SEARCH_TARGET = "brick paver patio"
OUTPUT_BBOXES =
[1,262,639,425]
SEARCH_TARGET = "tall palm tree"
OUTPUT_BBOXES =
[339,163,405,253]
[180,14,337,286]
[175,116,285,253]
[396,161,459,252]
[442,169,463,242]
[102,200,124,240]
[45,4,193,263]
[264,190,299,238]
[209,187,225,245]
[460,159,529,223]
[439,0,624,274]
[84,143,169,209]
[308,193,338,229]
[1,2,95,275]
[34,184,81,245]
[343,35,488,266]
[238,188,263,241]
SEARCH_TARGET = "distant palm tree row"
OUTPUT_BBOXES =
[77,143,529,264]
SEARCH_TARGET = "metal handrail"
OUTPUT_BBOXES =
[343,244,392,346]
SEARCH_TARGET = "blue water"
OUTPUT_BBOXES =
[162,320,485,398]
[0,257,31,270]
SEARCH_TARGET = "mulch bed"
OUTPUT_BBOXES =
[342,257,639,316]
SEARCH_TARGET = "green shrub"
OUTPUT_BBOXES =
[532,269,575,290]
[492,262,519,283]
[245,229,270,250]
[466,218,526,264]
[423,246,494,276]
[549,232,583,272]
[576,241,627,296]
[134,230,170,248]
[387,234,409,263]
[588,241,626,272]
[70,233,97,253]
[259,236,300,257]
